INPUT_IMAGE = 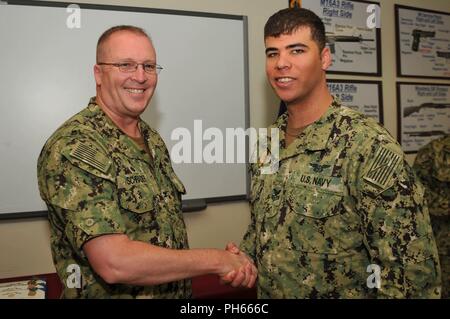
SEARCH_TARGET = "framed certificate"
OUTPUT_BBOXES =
[395,5,450,79]
[298,0,381,76]
[397,82,450,153]
[327,79,383,123]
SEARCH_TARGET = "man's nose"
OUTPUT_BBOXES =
[132,64,148,82]
[276,52,291,70]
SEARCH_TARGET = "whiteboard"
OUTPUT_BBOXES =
[0,1,249,218]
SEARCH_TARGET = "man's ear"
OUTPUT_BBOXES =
[320,46,332,70]
[93,64,102,86]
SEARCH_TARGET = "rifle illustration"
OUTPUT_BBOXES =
[325,34,374,54]
[404,130,446,137]
[403,102,450,117]
[437,51,450,59]
[411,29,435,52]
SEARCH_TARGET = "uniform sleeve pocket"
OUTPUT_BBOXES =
[404,236,440,297]
[405,236,434,264]
[65,210,125,253]
[47,161,115,211]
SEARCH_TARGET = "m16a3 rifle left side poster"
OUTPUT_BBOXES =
[395,5,450,79]
[397,82,450,153]
[297,0,381,76]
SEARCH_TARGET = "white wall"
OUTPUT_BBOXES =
[0,0,449,279]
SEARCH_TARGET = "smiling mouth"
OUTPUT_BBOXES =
[125,88,146,94]
[276,77,295,83]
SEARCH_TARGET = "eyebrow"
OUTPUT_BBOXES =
[117,59,156,63]
[265,42,309,54]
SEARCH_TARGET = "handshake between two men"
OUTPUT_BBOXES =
[220,242,257,289]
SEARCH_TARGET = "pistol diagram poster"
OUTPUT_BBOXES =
[327,80,383,123]
[397,83,450,153]
[395,5,450,79]
[301,0,381,76]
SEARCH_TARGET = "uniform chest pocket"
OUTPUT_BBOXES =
[287,172,344,217]
[286,174,353,254]
[287,186,343,219]
[117,174,155,214]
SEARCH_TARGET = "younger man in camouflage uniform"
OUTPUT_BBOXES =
[414,135,449,299]
[37,25,256,298]
[235,8,441,298]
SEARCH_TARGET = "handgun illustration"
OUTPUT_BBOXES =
[437,51,450,60]
[404,130,446,137]
[411,29,435,52]
[403,102,450,117]
[289,0,301,8]
[325,34,375,54]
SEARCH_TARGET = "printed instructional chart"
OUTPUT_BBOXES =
[327,80,383,123]
[397,83,450,153]
[396,5,450,78]
[0,279,46,299]
[302,0,380,75]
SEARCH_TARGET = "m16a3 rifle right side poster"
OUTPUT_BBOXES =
[395,5,450,79]
[397,82,450,153]
[298,0,381,76]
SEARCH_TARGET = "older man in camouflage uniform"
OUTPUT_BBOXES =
[414,135,449,299]
[235,8,441,298]
[37,25,256,298]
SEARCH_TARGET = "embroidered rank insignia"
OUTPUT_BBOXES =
[70,142,111,173]
[363,145,401,190]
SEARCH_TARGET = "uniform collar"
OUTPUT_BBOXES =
[86,97,153,163]
[275,98,341,161]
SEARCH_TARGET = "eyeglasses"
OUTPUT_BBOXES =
[97,62,163,74]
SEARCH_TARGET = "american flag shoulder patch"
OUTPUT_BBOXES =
[70,142,111,174]
[363,145,402,190]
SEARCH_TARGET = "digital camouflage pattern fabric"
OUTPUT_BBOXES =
[413,135,449,299]
[240,99,441,298]
[37,98,191,298]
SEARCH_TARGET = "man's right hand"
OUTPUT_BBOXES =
[219,242,257,289]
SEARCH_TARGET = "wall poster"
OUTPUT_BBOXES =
[395,5,450,79]
[298,0,381,76]
[397,82,450,153]
[327,79,383,123]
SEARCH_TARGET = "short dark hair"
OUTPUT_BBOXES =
[264,8,326,52]
[96,25,151,63]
